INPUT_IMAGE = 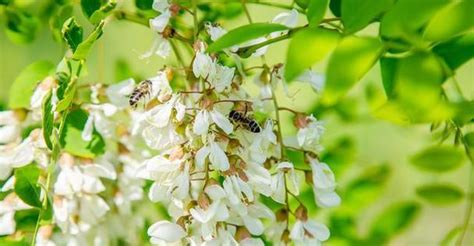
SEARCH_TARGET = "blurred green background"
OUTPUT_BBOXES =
[1,0,473,245]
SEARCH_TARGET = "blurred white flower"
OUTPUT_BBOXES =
[106,79,135,108]
[310,158,341,208]
[290,219,330,245]
[297,70,325,93]
[271,162,299,204]
[0,110,21,144]
[148,221,186,245]
[193,109,233,135]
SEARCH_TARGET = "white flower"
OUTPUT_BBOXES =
[310,159,341,208]
[271,9,299,38]
[0,111,21,144]
[271,162,299,204]
[195,137,230,171]
[193,109,233,135]
[149,72,173,102]
[193,51,216,79]
[190,188,229,240]
[223,175,254,205]
[293,115,325,152]
[205,23,227,41]
[148,221,186,245]
[290,219,330,245]
[150,10,171,33]
[146,95,186,128]
[142,123,182,150]
[106,78,135,108]
[0,194,30,236]
[297,70,325,93]
[141,36,172,59]
[153,0,170,13]
[0,137,35,179]
[209,65,235,93]
[81,103,117,141]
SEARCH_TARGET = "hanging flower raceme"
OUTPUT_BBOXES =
[0,2,342,245]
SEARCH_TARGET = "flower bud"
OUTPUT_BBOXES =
[281,229,290,243]
[259,69,271,84]
[305,170,313,185]
[169,3,181,16]
[294,113,309,129]
[13,109,27,122]
[276,208,288,222]
[295,205,308,222]
[197,193,210,210]
[235,226,251,241]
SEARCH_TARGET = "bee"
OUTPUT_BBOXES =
[229,110,261,133]
[129,80,152,108]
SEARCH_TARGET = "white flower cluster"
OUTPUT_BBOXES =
[0,0,339,245]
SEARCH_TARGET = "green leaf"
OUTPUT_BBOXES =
[410,145,464,173]
[81,0,102,18]
[284,27,340,82]
[416,183,463,206]
[344,165,390,211]
[90,0,117,24]
[388,52,447,118]
[441,225,474,246]
[306,0,328,27]
[380,0,450,39]
[465,132,474,151]
[14,209,40,233]
[322,36,383,105]
[341,0,394,34]
[4,8,39,44]
[8,61,54,109]
[60,109,105,158]
[368,202,421,243]
[14,164,42,208]
[295,0,310,9]
[62,17,83,52]
[42,91,54,150]
[320,136,356,176]
[0,237,28,246]
[49,4,74,42]
[135,0,153,10]
[433,32,474,71]
[379,57,397,98]
[207,23,289,53]
[329,0,341,17]
[72,21,105,60]
[424,0,474,42]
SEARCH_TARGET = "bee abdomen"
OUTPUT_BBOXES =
[248,120,261,133]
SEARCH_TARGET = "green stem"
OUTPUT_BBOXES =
[192,0,199,41]
[241,0,253,23]
[114,11,149,27]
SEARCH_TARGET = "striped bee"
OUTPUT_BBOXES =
[129,80,152,108]
[229,110,261,133]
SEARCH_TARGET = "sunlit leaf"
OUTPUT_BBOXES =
[295,0,310,9]
[416,183,463,206]
[14,164,42,208]
[42,91,54,150]
[368,202,421,243]
[90,0,117,24]
[379,57,397,98]
[60,109,105,158]
[465,132,474,151]
[62,17,83,52]
[410,145,464,173]
[207,23,289,52]
[424,0,474,42]
[8,61,54,109]
[380,0,449,39]
[341,0,394,34]
[284,27,340,82]
[322,36,383,105]
[306,0,328,27]
[433,32,474,71]
[72,21,105,60]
